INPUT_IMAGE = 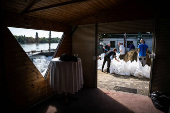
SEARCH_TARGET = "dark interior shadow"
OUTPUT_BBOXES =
[24,87,135,113]
[108,73,150,81]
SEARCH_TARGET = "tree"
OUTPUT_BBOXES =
[99,34,109,39]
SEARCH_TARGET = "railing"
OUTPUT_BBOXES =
[26,49,56,55]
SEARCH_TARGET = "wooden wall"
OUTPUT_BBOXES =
[0,18,8,112]
[151,17,170,96]
[98,20,154,34]
[55,32,72,57]
[72,25,96,87]
[2,24,54,112]
[1,23,72,112]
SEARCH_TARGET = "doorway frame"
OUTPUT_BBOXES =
[95,20,155,96]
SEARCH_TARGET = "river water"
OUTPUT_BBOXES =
[20,43,58,52]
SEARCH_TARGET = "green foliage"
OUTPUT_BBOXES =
[14,35,60,44]
[99,34,109,39]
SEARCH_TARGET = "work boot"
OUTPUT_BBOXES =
[107,68,110,73]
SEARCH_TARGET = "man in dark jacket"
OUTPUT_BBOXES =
[102,48,119,73]
[129,43,135,51]
[103,43,111,53]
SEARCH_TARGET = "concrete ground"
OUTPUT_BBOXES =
[97,70,150,96]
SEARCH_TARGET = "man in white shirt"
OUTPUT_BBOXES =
[118,42,125,60]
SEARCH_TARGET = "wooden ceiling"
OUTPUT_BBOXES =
[2,0,169,30]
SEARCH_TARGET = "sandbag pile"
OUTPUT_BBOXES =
[124,49,151,66]
[33,56,52,77]
[98,53,151,79]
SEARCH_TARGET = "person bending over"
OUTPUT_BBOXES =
[102,48,119,73]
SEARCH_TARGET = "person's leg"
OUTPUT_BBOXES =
[122,54,125,60]
[119,55,123,60]
[138,56,143,66]
[107,59,111,73]
[143,56,146,66]
[102,57,107,72]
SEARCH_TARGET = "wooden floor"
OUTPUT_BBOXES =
[23,87,163,113]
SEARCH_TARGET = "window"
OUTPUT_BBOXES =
[127,41,133,48]
[110,41,115,48]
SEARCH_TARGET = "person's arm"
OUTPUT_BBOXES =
[114,55,119,62]
[146,48,148,53]
[137,48,140,53]
[146,45,148,53]
[137,45,140,53]
[119,46,122,52]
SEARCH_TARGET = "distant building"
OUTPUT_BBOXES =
[101,33,153,52]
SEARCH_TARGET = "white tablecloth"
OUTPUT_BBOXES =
[50,58,84,94]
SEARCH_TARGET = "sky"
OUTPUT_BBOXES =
[8,27,63,38]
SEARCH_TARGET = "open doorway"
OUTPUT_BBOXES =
[97,32,153,96]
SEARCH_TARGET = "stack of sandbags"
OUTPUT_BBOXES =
[124,49,151,66]
[109,59,151,79]
[124,49,138,62]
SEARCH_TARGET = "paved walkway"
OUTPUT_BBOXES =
[97,70,150,96]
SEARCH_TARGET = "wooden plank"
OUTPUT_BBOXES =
[98,0,112,9]
[86,0,103,11]
[21,0,42,14]
[7,68,40,78]
[25,0,89,14]
[4,12,70,32]
[93,0,107,10]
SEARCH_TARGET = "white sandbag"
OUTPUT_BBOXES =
[33,59,41,63]
[133,61,144,78]
[142,64,151,78]
[123,60,131,76]
[97,53,151,79]
[97,59,107,70]
[130,60,138,76]
[41,69,47,77]
[100,53,105,60]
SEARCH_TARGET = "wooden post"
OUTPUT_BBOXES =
[35,32,39,44]
[49,31,51,54]
[1,10,10,112]
[124,33,126,52]
[94,23,98,88]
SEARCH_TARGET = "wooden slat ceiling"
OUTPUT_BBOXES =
[2,0,169,26]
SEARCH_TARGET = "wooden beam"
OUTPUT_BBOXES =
[4,12,70,32]
[94,23,98,88]
[21,0,42,14]
[24,0,89,14]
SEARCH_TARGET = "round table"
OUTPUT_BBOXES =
[50,58,84,94]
